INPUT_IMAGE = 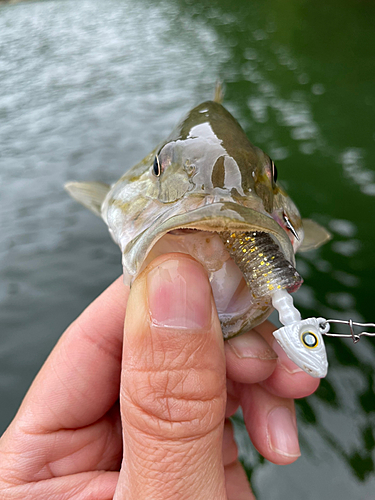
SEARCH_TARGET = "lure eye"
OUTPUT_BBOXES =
[301,331,319,349]
[153,155,161,177]
[271,160,278,183]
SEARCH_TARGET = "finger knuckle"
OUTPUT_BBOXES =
[122,366,226,439]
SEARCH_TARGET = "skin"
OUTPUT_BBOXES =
[0,253,319,500]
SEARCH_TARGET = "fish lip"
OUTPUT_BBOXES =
[122,201,295,279]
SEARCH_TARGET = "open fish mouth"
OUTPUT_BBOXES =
[122,202,303,338]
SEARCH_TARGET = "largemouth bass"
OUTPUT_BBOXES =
[66,93,330,367]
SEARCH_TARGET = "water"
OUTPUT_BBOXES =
[1,0,375,497]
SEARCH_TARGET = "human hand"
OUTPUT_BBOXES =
[0,253,319,500]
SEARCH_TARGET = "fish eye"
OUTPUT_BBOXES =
[301,331,319,349]
[153,155,161,177]
[271,160,278,183]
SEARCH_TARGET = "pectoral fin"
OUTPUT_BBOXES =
[299,219,332,252]
[65,181,110,217]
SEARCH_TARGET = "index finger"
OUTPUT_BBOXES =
[17,276,129,433]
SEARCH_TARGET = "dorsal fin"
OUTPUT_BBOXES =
[64,181,110,217]
[213,81,224,104]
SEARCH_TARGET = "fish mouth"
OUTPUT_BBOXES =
[124,202,295,273]
[122,202,297,338]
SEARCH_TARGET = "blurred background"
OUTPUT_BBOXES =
[1,0,375,497]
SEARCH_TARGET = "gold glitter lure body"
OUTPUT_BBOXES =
[220,230,302,298]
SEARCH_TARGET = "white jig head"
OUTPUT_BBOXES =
[271,290,328,378]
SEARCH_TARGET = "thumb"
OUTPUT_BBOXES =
[115,254,227,500]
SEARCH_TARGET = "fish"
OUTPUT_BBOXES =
[65,91,331,346]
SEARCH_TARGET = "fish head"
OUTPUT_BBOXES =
[273,318,328,378]
[104,100,302,254]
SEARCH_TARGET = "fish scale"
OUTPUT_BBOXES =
[219,231,303,298]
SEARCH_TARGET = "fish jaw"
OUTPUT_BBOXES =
[110,201,296,338]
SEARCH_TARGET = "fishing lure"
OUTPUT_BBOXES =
[219,229,374,377]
